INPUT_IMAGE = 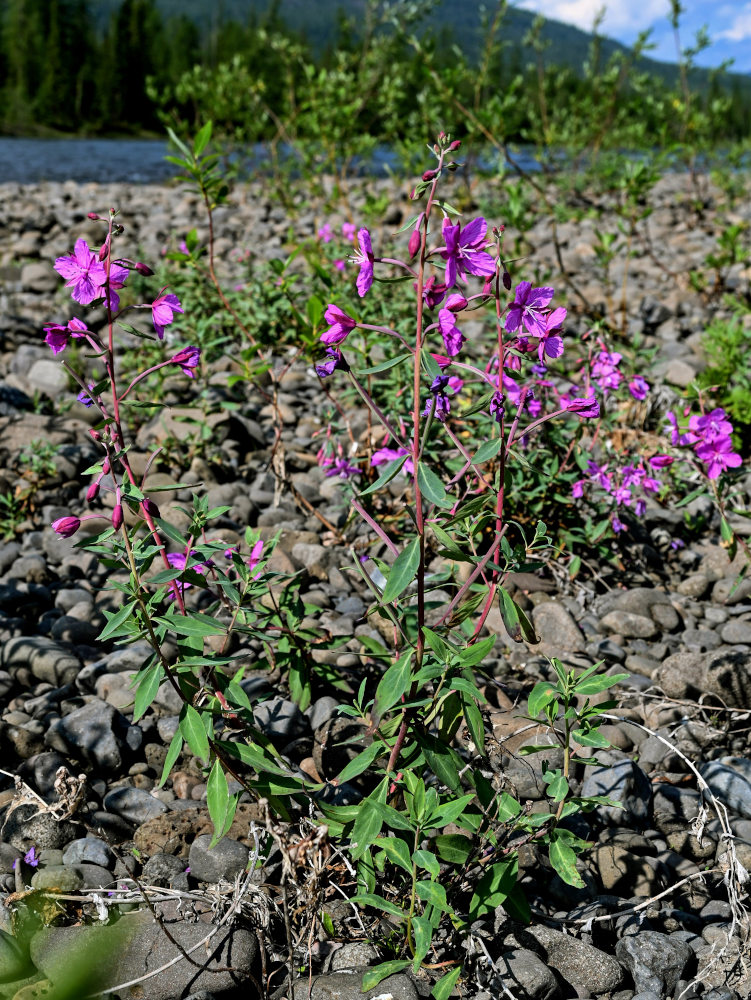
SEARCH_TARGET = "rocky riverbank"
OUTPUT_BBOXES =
[0,173,749,1000]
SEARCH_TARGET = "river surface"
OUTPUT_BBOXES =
[0,136,551,184]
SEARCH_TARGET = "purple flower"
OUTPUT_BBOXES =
[611,516,627,533]
[629,377,650,401]
[695,435,742,480]
[342,222,356,241]
[170,346,201,378]
[102,262,129,312]
[666,410,697,447]
[52,516,80,537]
[320,304,357,347]
[421,276,448,309]
[24,847,39,867]
[166,550,211,595]
[325,457,361,479]
[351,229,374,297]
[43,316,88,355]
[77,383,96,408]
[572,480,585,498]
[54,239,107,305]
[440,217,495,287]
[334,259,346,272]
[562,394,600,419]
[489,391,504,423]
[438,308,464,357]
[591,351,622,394]
[317,223,333,243]
[649,454,674,469]
[691,408,733,442]
[151,288,184,339]
[247,538,264,578]
[504,282,555,338]
[634,498,647,517]
[447,375,463,395]
[534,306,566,362]
[671,538,685,550]
[621,465,644,488]
[642,476,661,494]
[315,347,348,378]
[613,486,632,507]
[371,446,414,475]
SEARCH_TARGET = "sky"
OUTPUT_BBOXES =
[513,0,751,74]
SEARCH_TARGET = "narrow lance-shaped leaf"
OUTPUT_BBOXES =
[381,537,421,604]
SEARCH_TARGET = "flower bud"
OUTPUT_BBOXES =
[87,212,101,221]
[141,497,161,519]
[112,504,124,531]
[446,162,458,171]
[446,293,467,312]
[422,169,438,182]
[102,457,111,475]
[87,481,100,502]
[135,262,154,276]
[502,268,512,291]
[89,428,101,442]
[449,140,462,152]
[408,228,421,259]
[52,516,80,538]
[98,242,108,261]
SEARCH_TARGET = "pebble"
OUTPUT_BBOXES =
[188,834,249,883]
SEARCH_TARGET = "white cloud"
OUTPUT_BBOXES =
[715,3,751,41]
[513,0,673,38]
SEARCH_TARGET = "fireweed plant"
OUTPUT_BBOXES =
[42,136,744,996]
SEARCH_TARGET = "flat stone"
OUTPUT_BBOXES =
[188,834,249,884]
[287,972,418,999]
[103,786,169,825]
[595,844,664,897]
[600,611,658,639]
[581,759,652,827]
[523,925,623,994]
[498,949,559,1000]
[531,601,586,653]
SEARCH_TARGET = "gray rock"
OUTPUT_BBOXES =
[287,972,418,999]
[307,696,339,731]
[523,925,622,994]
[27,359,68,397]
[531,601,586,652]
[704,649,751,708]
[0,928,30,983]
[615,931,692,998]
[581,759,652,827]
[600,611,658,639]
[699,761,751,819]
[499,949,559,1000]
[1,635,81,686]
[329,942,379,971]
[62,837,114,869]
[30,865,84,891]
[141,852,188,886]
[77,863,117,889]
[719,620,751,644]
[253,697,310,742]
[20,262,58,293]
[654,651,705,699]
[29,904,257,1000]
[188,834,249,883]
[103,786,169,825]
[682,628,723,652]
[0,804,83,851]
[46,698,138,771]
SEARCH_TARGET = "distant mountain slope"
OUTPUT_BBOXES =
[93,0,750,90]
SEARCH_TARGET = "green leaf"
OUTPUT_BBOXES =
[180,704,210,764]
[412,914,433,971]
[132,663,164,722]
[419,733,463,793]
[321,911,335,937]
[472,438,503,464]
[415,880,448,910]
[574,672,628,695]
[154,611,226,638]
[335,743,384,785]
[457,634,496,667]
[357,352,412,375]
[463,697,485,754]
[361,961,410,991]
[427,794,476,829]
[469,858,518,919]
[193,120,213,156]
[207,759,230,846]
[417,463,451,507]
[98,601,137,642]
[354,894,407,919]
[572,727,611,748]
[434,834,473,864]
[358,454,408,497]
[153,518,189,546]
[420,348,442,382]
[412,849,440,877]
[350,800,383,860]
[159,728,183,787]
[374,650,413,719]
[381,537,421,604]
[431,523,472,562]
[503,884,532,923]
[549,830,585,887]
[498,586,522,643]
[528,680,560,718]
[545,773,569,801]
[375,836,412,874]
[432,965,462,1000]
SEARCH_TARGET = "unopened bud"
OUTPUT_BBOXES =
[98,241,108,261]
[502,269,512,291]
[141,497,161,519]
[408,229,421,259]
[135,262,154,276]
[87,481,100,502]
[52,515,80,538]
[446,162,458,172]
[449,140,461,151]
[112,504,124,531]
[446,293,467,312]
[483,276,494,295]
[87,212,100,221]
[89,428,101,442]
[422,169,438,182]
[433,144,440,155]
[102,457,111,475]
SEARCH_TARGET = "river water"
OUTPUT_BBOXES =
[0,136,551,185]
